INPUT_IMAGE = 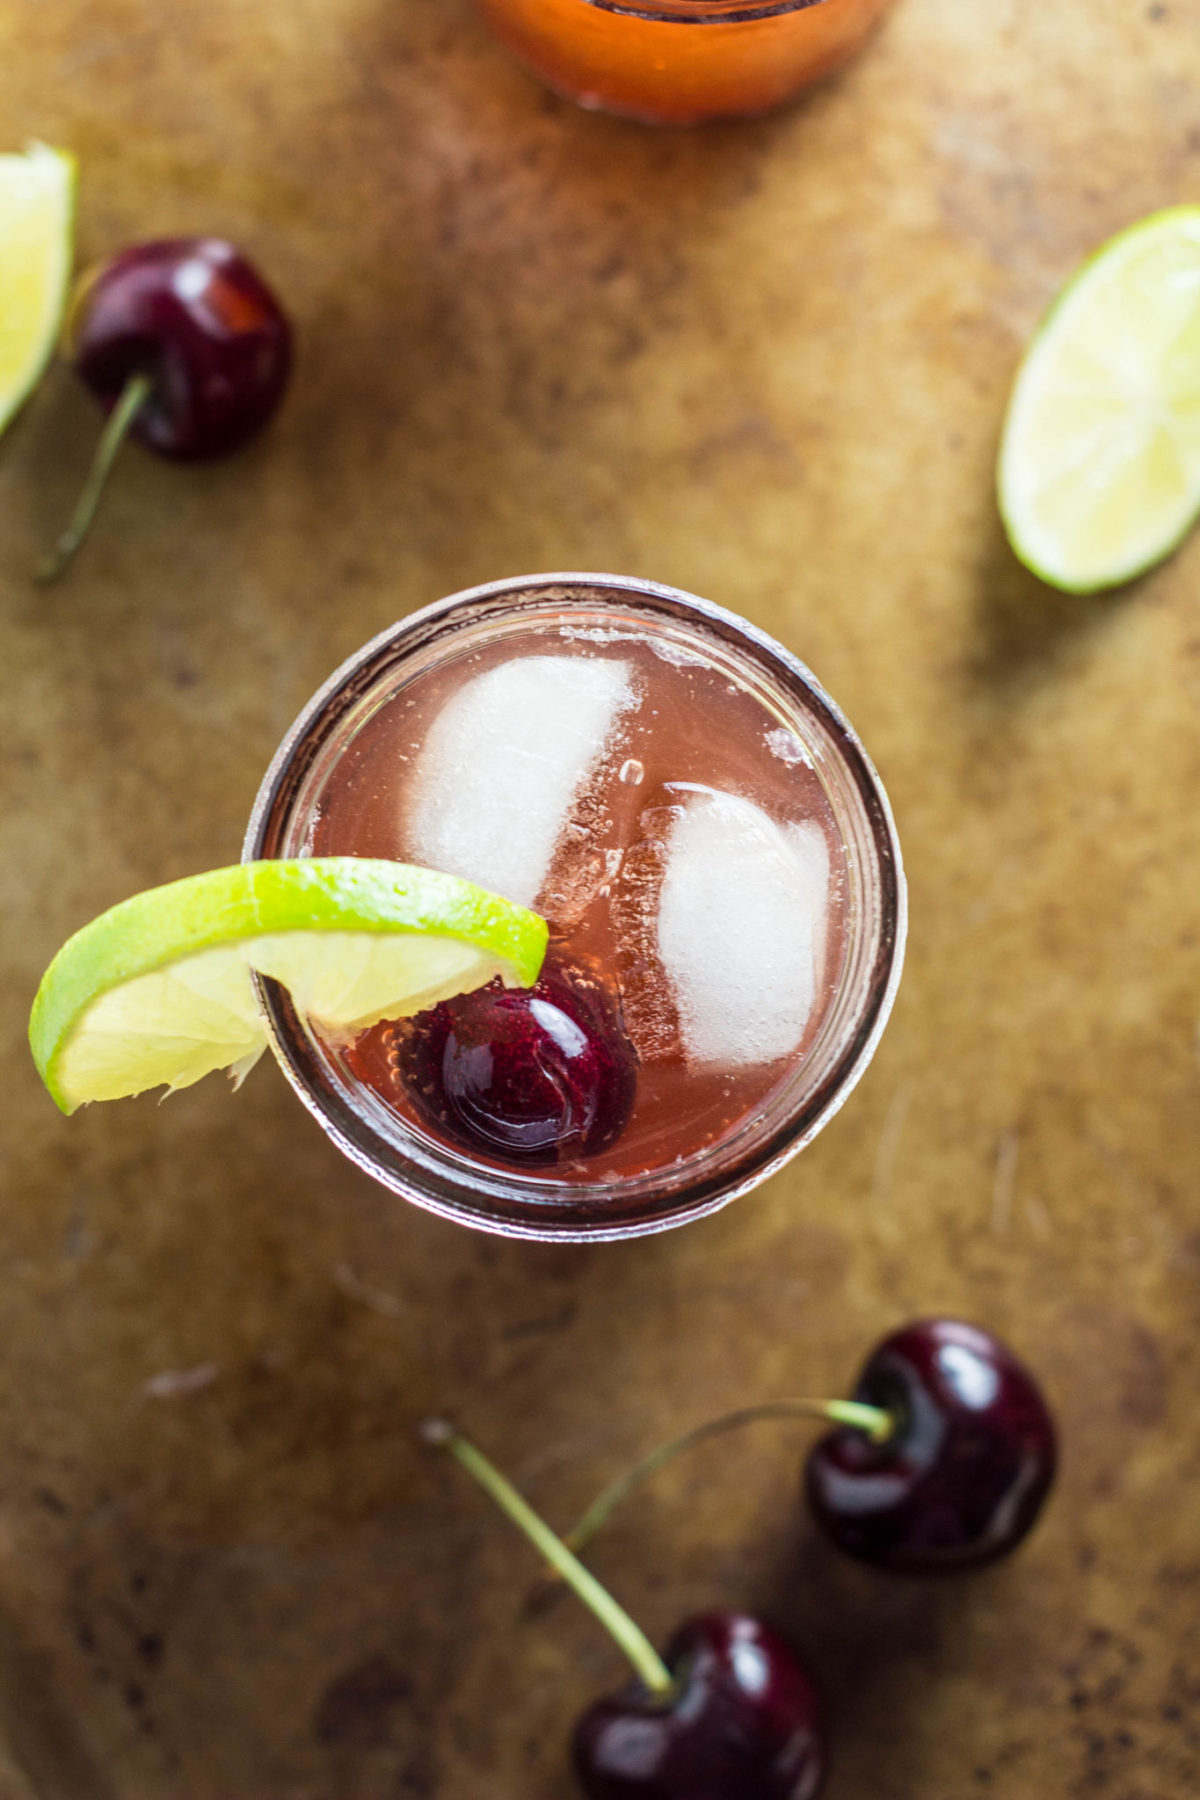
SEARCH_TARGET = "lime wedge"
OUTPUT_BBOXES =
[998,206,1200,594]
[0,143,74,437]
[29,859,548,1115]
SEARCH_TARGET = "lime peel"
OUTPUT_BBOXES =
[0,142,75,437]
[29,859,549,1115]
[998,205,1200,594]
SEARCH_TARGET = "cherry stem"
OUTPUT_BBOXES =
[37,371,154,584]
[562,1398,894,1558]
[420,1419,675,1697]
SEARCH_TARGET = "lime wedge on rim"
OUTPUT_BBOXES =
[998,206,1200,594]
[29,859,548,1115]
[0,143,74,437]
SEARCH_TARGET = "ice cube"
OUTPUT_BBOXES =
[406,655,635,909]
[783,818,830,991]
[764,726,814,770]
[656,789,830,1067]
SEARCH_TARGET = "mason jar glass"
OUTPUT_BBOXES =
[244,573,905,1241]
[473,0,897,125]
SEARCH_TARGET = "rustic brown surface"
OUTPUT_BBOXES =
[2,0,1200,1795]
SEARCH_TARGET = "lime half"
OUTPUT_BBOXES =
[999,207,1200,594]
[30,859,548,1115]
[0,143,74,437]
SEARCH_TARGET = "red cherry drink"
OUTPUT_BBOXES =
[245,575,904,1240]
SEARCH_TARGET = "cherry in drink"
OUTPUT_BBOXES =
[246,576,904,1239]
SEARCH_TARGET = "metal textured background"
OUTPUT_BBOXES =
[2,1,1199,1795]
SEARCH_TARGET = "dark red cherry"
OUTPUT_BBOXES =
[573,1612,825,1800]
[38,237,292,581]
[805,1319,1057,1572]
[389,965,636,1166]
[67,237,292,460]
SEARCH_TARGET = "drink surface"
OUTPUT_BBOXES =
[303,619,848,1183]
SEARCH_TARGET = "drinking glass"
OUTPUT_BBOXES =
[474,0,897,125]
[245,574,905,1241]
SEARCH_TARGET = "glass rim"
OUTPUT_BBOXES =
[245,572,906,1242]
[570,0,830,22]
